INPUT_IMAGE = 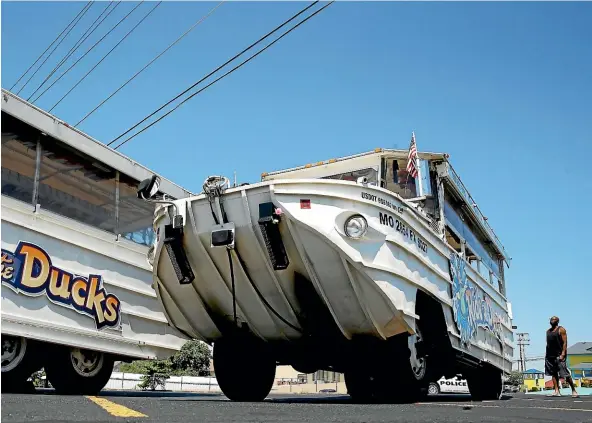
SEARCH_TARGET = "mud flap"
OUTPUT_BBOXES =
[258,202,289,270]
[163,224,195,285]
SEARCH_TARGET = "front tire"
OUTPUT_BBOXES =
[214,337,276,402]
[344,370,382,402]
[44,346,114,395]
[393,324,432,402]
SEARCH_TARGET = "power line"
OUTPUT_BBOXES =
[108,0,326,148]
[9,1,92,92]
[16,1,94,96]
[48,1,162,113]
[75,0,225,127]
[27,1,121,102]
[113,0,334,150]
[30,1,145,104]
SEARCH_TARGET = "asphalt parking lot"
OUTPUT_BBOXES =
[2,390,592,423]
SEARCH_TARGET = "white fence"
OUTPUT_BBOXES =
[105,372,221,392]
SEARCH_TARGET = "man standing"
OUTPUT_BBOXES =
[545,316,579,397]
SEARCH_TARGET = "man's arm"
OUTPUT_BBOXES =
[559,327,568,360]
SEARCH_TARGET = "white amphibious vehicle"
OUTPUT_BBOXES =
[1,89,189,394]
[141,147,514,402]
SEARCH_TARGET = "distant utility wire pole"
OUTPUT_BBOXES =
[516,332,530,373]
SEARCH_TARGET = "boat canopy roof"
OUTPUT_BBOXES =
[261,148,449,179]
[261,147,510,265]
[1,88,193,199]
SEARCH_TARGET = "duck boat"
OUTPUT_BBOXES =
[138,146,515,402]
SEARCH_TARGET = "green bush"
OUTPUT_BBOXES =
[137,360,172,391]
[507,371,524,386]
[530,387,540,392]
[29,370,48,388]
[119,340,212,391]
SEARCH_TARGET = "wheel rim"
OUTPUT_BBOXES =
[428,383,438,395]
[1,336,27,372]
[69,348,104,377]
[408,326,427,380]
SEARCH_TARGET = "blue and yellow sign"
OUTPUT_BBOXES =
[1,241,121,330]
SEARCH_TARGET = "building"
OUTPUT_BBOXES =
[567,342,592,379]
[522,368,545,391]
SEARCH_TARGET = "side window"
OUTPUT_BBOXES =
[37,140,117,233]
[1,112,38,204]
[384,159,417,199]
[118,174,163,246]
[322,167,378,185]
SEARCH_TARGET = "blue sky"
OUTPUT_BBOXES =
[2,1,591,369]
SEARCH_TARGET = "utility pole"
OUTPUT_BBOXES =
[516,332,530,373]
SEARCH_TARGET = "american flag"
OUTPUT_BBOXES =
[406,131,419,179]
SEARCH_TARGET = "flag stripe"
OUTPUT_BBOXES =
[406,132,419,179]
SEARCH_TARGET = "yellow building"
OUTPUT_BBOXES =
[567,342,592,379]
[522,368,544,391]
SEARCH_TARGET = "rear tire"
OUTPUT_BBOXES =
[1,336,41,393]
[466,367,502,401]
[214,337,276,402]
[44,345,114,395]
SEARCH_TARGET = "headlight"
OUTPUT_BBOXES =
[344,215,368,239]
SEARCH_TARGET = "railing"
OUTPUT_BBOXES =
[445,162,510,262]
[105,372,220,392]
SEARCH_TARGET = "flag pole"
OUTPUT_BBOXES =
[414,131,424,197]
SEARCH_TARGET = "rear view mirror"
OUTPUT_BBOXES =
[137,175,161,200]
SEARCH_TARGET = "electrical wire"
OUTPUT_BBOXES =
[30,1,145,104]
[27,1,121,102]
[112,0,334,150]
[16,1,94,96]
[75,0,225,127]
[48,1,162,113]
[107,0,322,147]
[9,1,92,92]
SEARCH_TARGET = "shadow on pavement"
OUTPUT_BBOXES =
[25,388,223,398]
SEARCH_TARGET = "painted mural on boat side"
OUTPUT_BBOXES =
[449,252,504,348]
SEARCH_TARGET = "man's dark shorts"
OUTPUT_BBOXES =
[545,356,571,378]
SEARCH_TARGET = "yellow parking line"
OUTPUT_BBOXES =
[86,396,148,418]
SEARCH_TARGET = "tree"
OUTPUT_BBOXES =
[171,340,212,376]
[507,371,524,386]
[119,360,152,374]
[119,340,212,392]
[138,359,172,391]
